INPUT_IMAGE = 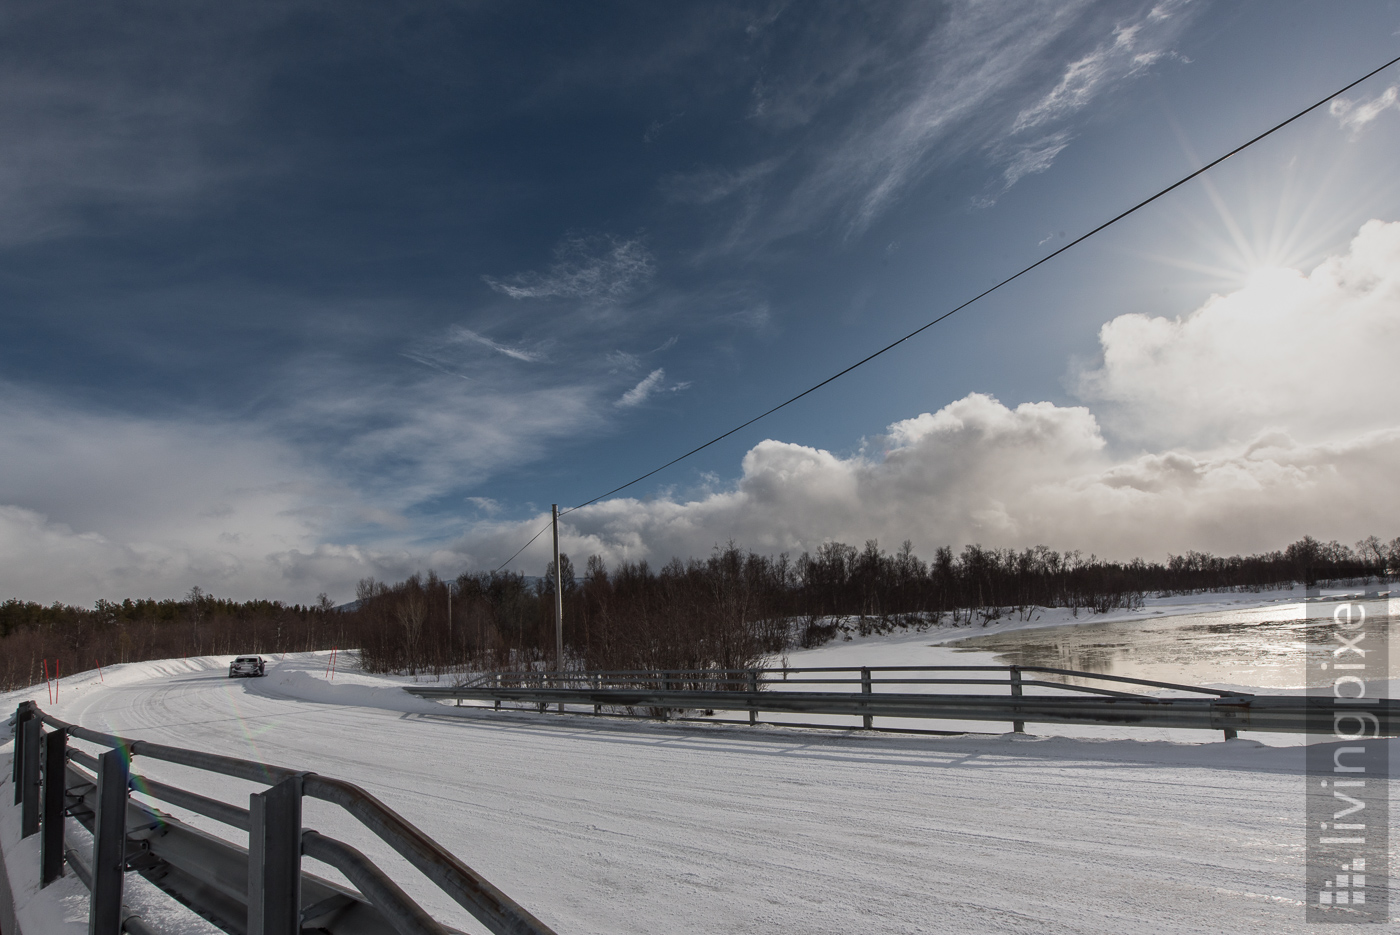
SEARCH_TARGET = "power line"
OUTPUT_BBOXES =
[492,520,553,573]
[493,51,1400,569]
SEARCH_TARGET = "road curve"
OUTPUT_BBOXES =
[32,653,1347,935]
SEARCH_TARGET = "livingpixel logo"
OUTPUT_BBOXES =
[1305,591,1390,922]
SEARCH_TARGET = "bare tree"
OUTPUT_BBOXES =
[395,592,426,673]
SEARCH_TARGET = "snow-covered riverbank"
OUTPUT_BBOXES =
[2,587,1396,934]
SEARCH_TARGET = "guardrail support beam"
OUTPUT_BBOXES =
[41,726,68,885]
[21,714,42,837]
[13,701,36,805]
[1009,666,1025,734]
[248,774,304,935]
[748,671,758,726]
[91,747,130,935]
[860,668,872,730]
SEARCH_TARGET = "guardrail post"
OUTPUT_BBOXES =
[21,714,41,837]
[594,674,602,716]
[248,774,303,935]
[41,726,68,886]
[747,671,758,726]
[1009,666,1025,733]
[494,673,501,711]
[12,701,36,805]
[660,672,670,722]
[860,668,872,730]
[91,747,130,935]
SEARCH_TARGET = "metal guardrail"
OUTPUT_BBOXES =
[8,701,558,935]
[404,664,1400,739]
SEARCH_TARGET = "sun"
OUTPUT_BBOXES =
[1128,114,1398,296]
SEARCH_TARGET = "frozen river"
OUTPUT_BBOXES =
[949,598,1397,690]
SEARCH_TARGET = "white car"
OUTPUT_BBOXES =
[228,656,266,678]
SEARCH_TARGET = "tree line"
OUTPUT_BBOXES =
[2,534,1395,692]
[0,588,347,694]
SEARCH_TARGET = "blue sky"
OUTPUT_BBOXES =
[4,1,1400,603]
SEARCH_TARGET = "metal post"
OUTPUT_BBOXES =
[1009,666,1025,733]
[41,727,68,886]
[494,673,501,711]
[552,504,564,713]
[13,702,35,805]
[21,715,41,838]
[248,774,303,935]
[594,674,602,716]
[90,747,130,935]
[860,667,872,730]
[748,670,758,726]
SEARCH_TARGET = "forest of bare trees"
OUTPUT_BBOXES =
[2,534,1396,691]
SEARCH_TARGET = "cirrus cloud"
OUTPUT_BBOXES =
[450,220,1400,571]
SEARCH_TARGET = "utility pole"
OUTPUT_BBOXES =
[552,504,564,713]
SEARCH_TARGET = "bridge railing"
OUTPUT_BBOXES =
[8,701,557,935]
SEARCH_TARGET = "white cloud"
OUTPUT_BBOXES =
[784,0,1195,235]
[483,234,654,303]
[996,132,1073,190]
[1010,12,1176,134]
[0,385,412,604]
[445,327,541,362]
[1077,219,1400,448]
[617,368,667,407]
[14,221,1400,603]
[280,359,610,508]
[1330,85,1399,134]
[661,159,783,205]
[466,395,1400,573]
[452,220,1400,570]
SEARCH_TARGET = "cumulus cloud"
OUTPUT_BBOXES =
[13,221,1400,601]
[0,385,412,605]
[465,396,1400,573]
[452,220,1400,570]
[483,234,654,303]
[1077,219,1400,447]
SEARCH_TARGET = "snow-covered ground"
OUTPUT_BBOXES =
[2,588,1396,933]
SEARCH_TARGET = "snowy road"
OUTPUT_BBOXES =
[5,652,1378,934]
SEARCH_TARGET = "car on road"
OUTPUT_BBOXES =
[228,655,266,678]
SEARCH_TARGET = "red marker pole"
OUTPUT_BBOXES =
[54,659,59,701]
[43,658,51,704]
[96,658,104,683]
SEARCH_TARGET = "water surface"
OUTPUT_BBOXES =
[949,602,1396,691]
